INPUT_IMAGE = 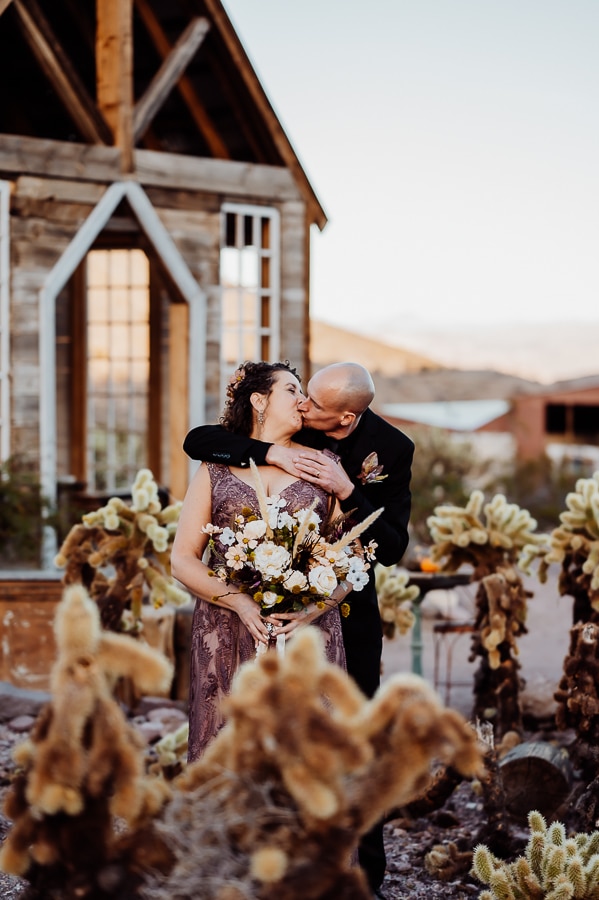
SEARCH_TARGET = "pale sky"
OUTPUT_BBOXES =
[222,0,599,351]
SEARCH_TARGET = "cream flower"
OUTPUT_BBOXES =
[283,569,308,592]
[308,565,338,596]
[253,542,291,578]
[261,590,279,608]
[243,519,268,541]
[225,545,248,570]
[295,507,321,529]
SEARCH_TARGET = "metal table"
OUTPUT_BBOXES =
[405,571,472,676]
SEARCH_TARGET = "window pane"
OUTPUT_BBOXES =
[86,249,150,492]
[219,207,279,405]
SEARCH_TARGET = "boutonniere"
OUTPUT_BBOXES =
[357,452,388,485]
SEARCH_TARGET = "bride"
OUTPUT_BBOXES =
[171,360,350,761]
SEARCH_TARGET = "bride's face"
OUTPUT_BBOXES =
[262,370,304,433]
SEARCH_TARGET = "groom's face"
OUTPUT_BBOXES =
[298,374,347,436]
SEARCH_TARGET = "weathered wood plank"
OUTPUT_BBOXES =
[168,302,189,501]
[0,579,63,688]
[133,17,210,143]
[13,0,112,145]
[134,0,229,159]
[97,0,134,170]
[14,175,106,204]
[0,134,302,201]
[134,147,301,199]
[0,134,122,181]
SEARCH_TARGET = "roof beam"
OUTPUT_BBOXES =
[134,0,229,158]
[12,0,112,145]
[96,0,134,172]
[133,16,210,145]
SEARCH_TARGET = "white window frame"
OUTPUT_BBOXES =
[0,180,9,463]
[219,203,280,402]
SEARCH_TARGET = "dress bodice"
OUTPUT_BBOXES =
[205,462,332,528]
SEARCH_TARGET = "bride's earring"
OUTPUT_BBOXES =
[258,411,265,426]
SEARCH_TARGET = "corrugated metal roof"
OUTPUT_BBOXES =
[382,399,510,431]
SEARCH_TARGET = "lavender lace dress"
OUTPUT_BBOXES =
[187,462,347,762]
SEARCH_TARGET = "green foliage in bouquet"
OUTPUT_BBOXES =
[54,468,190,632]
[472,809,599,899]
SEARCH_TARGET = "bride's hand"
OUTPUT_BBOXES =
[234,595,275,644]
[268,604,324,636]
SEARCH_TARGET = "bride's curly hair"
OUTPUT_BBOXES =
[221,361,301,436]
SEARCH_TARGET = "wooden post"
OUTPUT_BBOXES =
[96,0,134,172]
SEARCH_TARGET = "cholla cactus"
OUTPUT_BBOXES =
[521,471,599,624]
[472,809,599,899]
[55,468,190,632]
[427,491,548,736]
[427,490,547,578]
[375,564,419,639]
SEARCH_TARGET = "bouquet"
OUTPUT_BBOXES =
[203,461,382,620]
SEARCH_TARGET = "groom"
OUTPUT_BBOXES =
[183,361,414,897]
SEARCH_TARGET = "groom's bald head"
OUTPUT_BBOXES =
[299,362,375,438]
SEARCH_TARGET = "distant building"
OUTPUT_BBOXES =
[382,376,599,468]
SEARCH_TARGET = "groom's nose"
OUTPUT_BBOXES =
[298,396,309,412]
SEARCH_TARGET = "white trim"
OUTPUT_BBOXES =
[0,180,9,463]
[39,180,206,506]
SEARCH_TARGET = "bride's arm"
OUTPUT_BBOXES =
[171,465,272,645]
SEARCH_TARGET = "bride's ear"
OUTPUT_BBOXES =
[250,392,267,415]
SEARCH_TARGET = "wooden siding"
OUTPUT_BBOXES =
[4,167,311,495]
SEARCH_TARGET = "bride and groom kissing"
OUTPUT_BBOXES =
[171,360,414,897]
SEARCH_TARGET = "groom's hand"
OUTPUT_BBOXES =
[294,451,354,500]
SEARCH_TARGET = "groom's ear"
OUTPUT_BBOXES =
[339,411,356,427]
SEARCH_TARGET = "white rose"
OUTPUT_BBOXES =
[308,565,338,597]
[253,542,291,578]
[283,569,308,592]
[261,591,279,608]
[243,519,268,541]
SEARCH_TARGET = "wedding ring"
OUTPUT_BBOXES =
[266,622,274,635]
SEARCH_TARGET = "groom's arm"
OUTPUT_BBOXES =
[183,424,271,467]
[183,424,326,469]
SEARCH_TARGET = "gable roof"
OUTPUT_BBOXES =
[0,0,326,228]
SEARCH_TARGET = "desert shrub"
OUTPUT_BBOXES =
[0,455,54,568]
